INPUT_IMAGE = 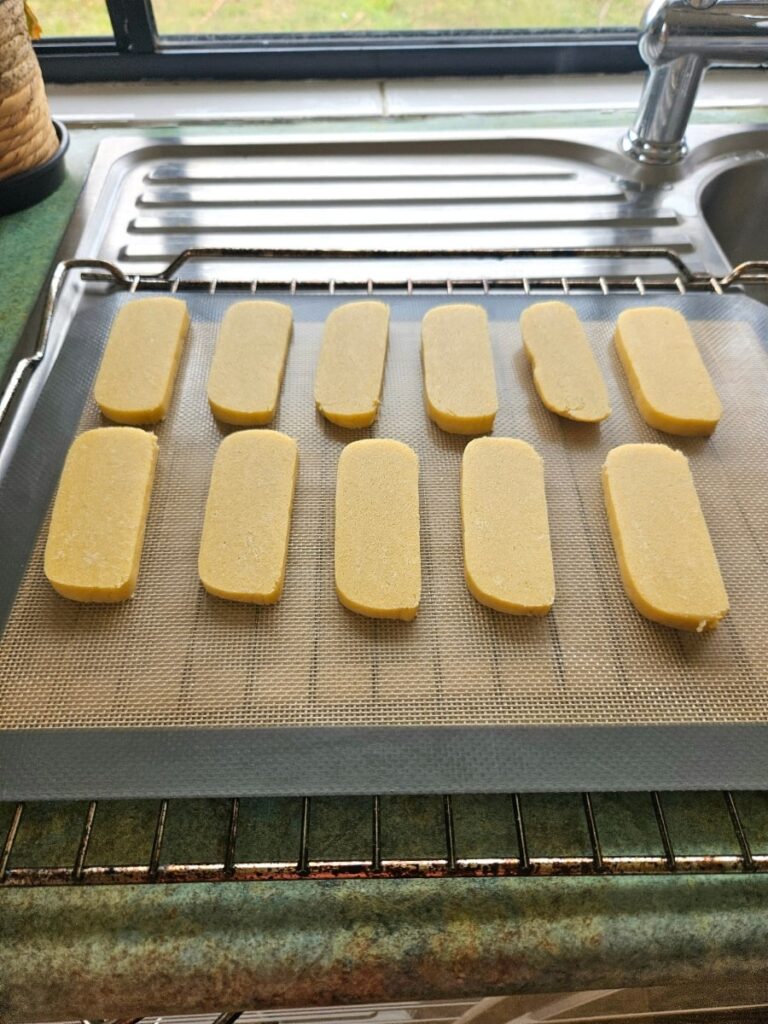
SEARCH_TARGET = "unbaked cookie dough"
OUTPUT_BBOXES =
[462,437,555,614]
[614,307,721,436]
[94,297,190,424]
[207,300,293,426]
[314,301,389,427]
[421,304,498,434]
[602,443,729,631]
[335,439,420,620]
[520,300,610,423]
[198,430,298,604]
[44,427,158,602]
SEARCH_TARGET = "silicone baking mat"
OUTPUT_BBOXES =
[1,289,767,798]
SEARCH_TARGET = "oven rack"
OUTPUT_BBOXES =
[2,790,767,887]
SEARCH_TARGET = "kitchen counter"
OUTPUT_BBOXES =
[5,873,768,1020]
[3,96,768,1020]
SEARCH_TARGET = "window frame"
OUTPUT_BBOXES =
[34,0,644,82]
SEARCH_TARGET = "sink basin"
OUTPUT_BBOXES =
[701,156,768,302]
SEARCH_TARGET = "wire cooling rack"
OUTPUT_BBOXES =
[3,247,768,868]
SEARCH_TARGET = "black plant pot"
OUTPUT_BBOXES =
[0,118,69,216]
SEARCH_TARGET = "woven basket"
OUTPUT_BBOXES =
[0,0,58,182]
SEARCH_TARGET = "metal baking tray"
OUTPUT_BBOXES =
[1,251,768,800]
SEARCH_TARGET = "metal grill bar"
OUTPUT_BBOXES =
[0,802,23,880]
[443,796,457,872]
[1,790,763,887]
[372,795,382,873]
[211,1013,242,1024]
[148,799,168,882]
[72,801,97,883]
[224,798,240,879]
[298,797,311,876]
[651,793,677,872]
[724,790,755,872]
[582,794,604,873]
[151,246,699,281]
[79,269,768,294]
[512,794,530,874]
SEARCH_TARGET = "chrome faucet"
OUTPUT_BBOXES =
[623,0,768,164]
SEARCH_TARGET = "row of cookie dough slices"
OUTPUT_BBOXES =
[45,429,729,634]
[91,298,722,438]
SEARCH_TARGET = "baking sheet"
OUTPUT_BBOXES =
[1,289,767,798]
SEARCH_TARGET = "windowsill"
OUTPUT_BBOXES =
[45,69,767,126]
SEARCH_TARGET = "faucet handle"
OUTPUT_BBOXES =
[623,0,768,164]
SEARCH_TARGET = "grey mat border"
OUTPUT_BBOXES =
[2,723,768,800]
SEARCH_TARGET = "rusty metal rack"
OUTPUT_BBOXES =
[2,790,768,887]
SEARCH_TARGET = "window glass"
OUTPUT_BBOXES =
[154,0,646,34]
[31,0,112,36]
[31,0,646,38]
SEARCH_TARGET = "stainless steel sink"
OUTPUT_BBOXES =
[37,122,768,290]
[701,155,768,302]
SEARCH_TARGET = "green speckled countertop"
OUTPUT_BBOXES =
[5,873,768,1020]
[3,107,768,1021]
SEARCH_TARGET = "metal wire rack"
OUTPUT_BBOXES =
[3,246,768,890]
[2,789,767,887]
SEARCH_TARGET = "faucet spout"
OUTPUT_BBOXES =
[623,0,768,164]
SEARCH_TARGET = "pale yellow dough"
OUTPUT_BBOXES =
[207,301,293,425]
[314,301,389,427]
[615,307,722,436]
[461,437,555,615]
[520,300,610,423]
[602,444,729,631]
[198,430,298,604]
[421,304,498,434]
[44,427,158,602]
[94,297,190,424]
[335,439,420,620]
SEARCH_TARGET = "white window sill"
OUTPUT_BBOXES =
[46,70,767,126]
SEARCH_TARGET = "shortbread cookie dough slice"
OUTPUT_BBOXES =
[94,297,190,424]
[520,300,610,423]
[314,301,389,427]
[198,430,298,604]
[421,304,498,434]
[44,427,158,602]
[335,439,420,620]
[207,301,293,425]
[614,307,721,435]
[602,443,729,631]
[462,437,555,614]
